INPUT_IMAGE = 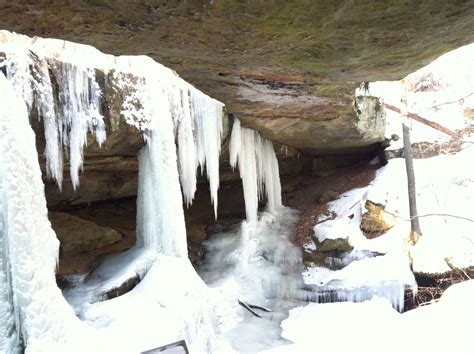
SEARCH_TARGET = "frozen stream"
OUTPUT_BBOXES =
[197,208,309,353]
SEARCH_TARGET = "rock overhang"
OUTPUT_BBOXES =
[1,0,474,154]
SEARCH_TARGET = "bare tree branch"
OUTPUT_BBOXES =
[385,103,459,138]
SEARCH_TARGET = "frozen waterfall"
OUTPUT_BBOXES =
[0,30,224,351]
[0,30,223,258]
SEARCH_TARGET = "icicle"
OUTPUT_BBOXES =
[87,69,106,147]
[57,63,106,190]
[169,87,198,207]
[34,58,63,188]
[229,117,283,223]
[190,90,223,219]
[1,49,106,191]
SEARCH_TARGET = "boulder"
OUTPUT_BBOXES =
[49,212,122,257]
[313,237,353,253]
[360,200,397,238]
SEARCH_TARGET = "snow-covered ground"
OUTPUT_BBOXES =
[264,280,474,353]
[309,143,474,269]
[293,42,474,353]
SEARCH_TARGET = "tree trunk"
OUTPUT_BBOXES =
[402,123,422,244]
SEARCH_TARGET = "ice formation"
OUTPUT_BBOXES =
[1,48,106,190]
[229,117,282,224]
[0,30,224,258]
[0,31,224,351]
[198,118,305,352]
[135,80,188,257]
[0,73,86,352]
[269,280,474,353]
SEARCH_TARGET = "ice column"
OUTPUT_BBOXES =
[229,117,282,223]
[0,73,81,351]
[135,80,188,257]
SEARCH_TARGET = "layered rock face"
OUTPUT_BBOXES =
[2,1,473,153]
[49,212,122,257]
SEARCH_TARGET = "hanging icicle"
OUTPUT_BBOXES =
[229,117,282,223]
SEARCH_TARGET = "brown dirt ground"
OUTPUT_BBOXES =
[282,162,378,247]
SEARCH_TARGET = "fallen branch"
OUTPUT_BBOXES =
[248,303,272,313]
[418,298,441,307]
[238,299,262,318]
[384,103,460,138]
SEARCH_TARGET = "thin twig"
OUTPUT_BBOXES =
[444,258,472,280]
[430,92,474,110]
[394,212,474,223]
[418,298,441,307]
[413,213,474,223]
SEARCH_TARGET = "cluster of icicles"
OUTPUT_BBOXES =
[0,34,227,257]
